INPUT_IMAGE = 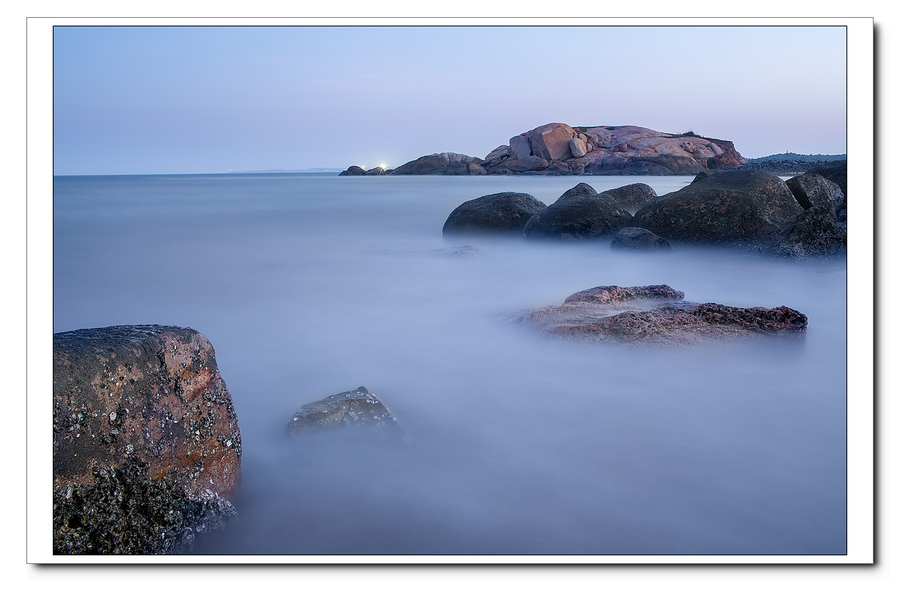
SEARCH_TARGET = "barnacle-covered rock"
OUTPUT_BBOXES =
[53,324,242,554]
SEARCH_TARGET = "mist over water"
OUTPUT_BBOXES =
[53,173,847,555]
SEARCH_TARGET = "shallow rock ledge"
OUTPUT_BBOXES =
[514,285,807,346]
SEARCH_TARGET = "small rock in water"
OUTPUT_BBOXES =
[433,245,483,259]
[286,386,405,437]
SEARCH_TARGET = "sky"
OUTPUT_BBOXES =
[52,25,849,175]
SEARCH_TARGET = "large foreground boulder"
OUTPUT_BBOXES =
[631,170,804,245]
[53,325,242,554]
[443,192,547,236]
[514,285,807,346]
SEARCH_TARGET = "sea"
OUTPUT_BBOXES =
[52,172,848,556]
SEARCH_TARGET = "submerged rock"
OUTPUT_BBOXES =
[286,386,403,436]
[514,285,807,346]
[601,182,658,214]
[610,227,672,251]
[53,325,242,554]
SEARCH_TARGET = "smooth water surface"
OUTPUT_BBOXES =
[53,173,847,555]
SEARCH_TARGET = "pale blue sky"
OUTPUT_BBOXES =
[53,25,848,175]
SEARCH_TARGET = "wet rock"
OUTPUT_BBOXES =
[631,170,803,245]
[523,192,633,241]
[556,182,597,201]
[286,386,403,436]
[766,201,847,259]
[610,227,672,252]
[602,182,658,214]
[785,172,845,210]
[514,285,807,346]
[442,192,547,236]
[805,160,847,197]
[53,325,242,554]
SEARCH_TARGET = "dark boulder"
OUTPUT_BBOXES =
[523,193,633,241]
[785,172,845,210]
[610,227,672,252]
[806,160,847,196]
[514,285,807,346]
[339,165,366,176]
[766,201,847,259]
[631,170,803,245]
[53,325,242,554]
[443,192,547,236]
[557,182,597,201]
[602,182,658,214]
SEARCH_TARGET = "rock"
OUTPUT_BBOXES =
[602,183,658,214]
[483,145,512,165]
[631,170,804,245]
[341,123,748,176]
[610,227,672,251]
[443,192,547,236]
[53,325,242,554]
[504,156,549,172]
[509,134,532,160]
[467,162,487,175]
[528,123,577,161]
[389,152,481,175]
[339,165,366,176]
[569,137,588,158]
[785,172,845,210]
[556,182,598,202]
[514,285,807,346]
[286,386,402,436]
[365,166,387,176]
[766,201,847,259]
[432,245,483,259]
[523,193,633,241]
[805,160,847,196]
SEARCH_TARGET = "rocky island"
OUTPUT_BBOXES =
[341,122,748,176]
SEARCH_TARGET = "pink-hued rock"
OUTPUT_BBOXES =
[513,285,807,346]
[345,122,749,176]
[528,123,577,161]
[53,325,242,553]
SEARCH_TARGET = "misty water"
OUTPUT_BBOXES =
[52,173,847,556]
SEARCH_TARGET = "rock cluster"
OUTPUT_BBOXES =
[53,325,242,554]
[341,122,747,176]
[515,285,808,346]
[442,160,847,258]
